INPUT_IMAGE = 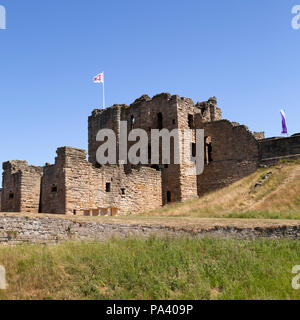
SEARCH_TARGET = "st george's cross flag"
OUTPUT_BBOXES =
[93,72,104,84]
[280,109,288,135]
[93,71,105,108]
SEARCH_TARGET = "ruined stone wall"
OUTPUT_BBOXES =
[1,161,42,213]
[41,147,162,215]
[2,93,269,216]
[2,215,300,244]
[88,105,121,166]
[253,132,265,140]
[259,135,300,162]
[40,150,67,214]
[20,167,43,213]
[1,162,23,212]
[88,93,221,205]
[195,97,222,122]
[176,97,200,202]
[195,119,260,195]
[121,93,183,204]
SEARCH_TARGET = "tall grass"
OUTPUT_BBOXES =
[1,237,300,300]
[145,160,300,219]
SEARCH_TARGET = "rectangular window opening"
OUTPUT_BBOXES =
[106,183,111,192]
[188,114,194,129]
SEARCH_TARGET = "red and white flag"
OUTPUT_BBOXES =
[93,71,105,108]
[93,72,104,84]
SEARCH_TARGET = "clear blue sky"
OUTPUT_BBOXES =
[0,0,299,183]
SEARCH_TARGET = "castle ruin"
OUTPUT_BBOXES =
[1,93,300,216]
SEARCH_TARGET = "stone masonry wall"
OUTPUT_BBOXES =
[195,97,222,122]
[88,93,221,205]
[1,215,300,244]
[259,135,300,162]
[41,151,66,214]
[88,105,121,166]
[20,167,43,213]
[176,96,200,202]
[1,161,42,213]
[196,120,260,195]
[2,93,273,216]
[41,147,162,215]
[1,161,23,212]
[121,94,182,204]
[253,132,265,140]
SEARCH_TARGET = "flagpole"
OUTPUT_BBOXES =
[102,72,105,109]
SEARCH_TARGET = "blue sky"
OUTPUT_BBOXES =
[0,0,299,182]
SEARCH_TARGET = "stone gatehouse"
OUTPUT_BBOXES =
[1,93,299,216]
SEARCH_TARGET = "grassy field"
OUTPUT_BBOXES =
[0,237,300,300]
[145,160,300,219]
[0,162,299,300]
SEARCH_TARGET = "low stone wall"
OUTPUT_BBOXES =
[259,135,300,162]
[260,154,300,167]
[1,215,300,244]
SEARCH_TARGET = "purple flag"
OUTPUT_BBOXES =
[280,109,288,134]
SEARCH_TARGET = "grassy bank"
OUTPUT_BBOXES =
[0,237,300,300]
[146,160,300,219]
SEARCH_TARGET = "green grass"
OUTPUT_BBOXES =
[1,237,300,300]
